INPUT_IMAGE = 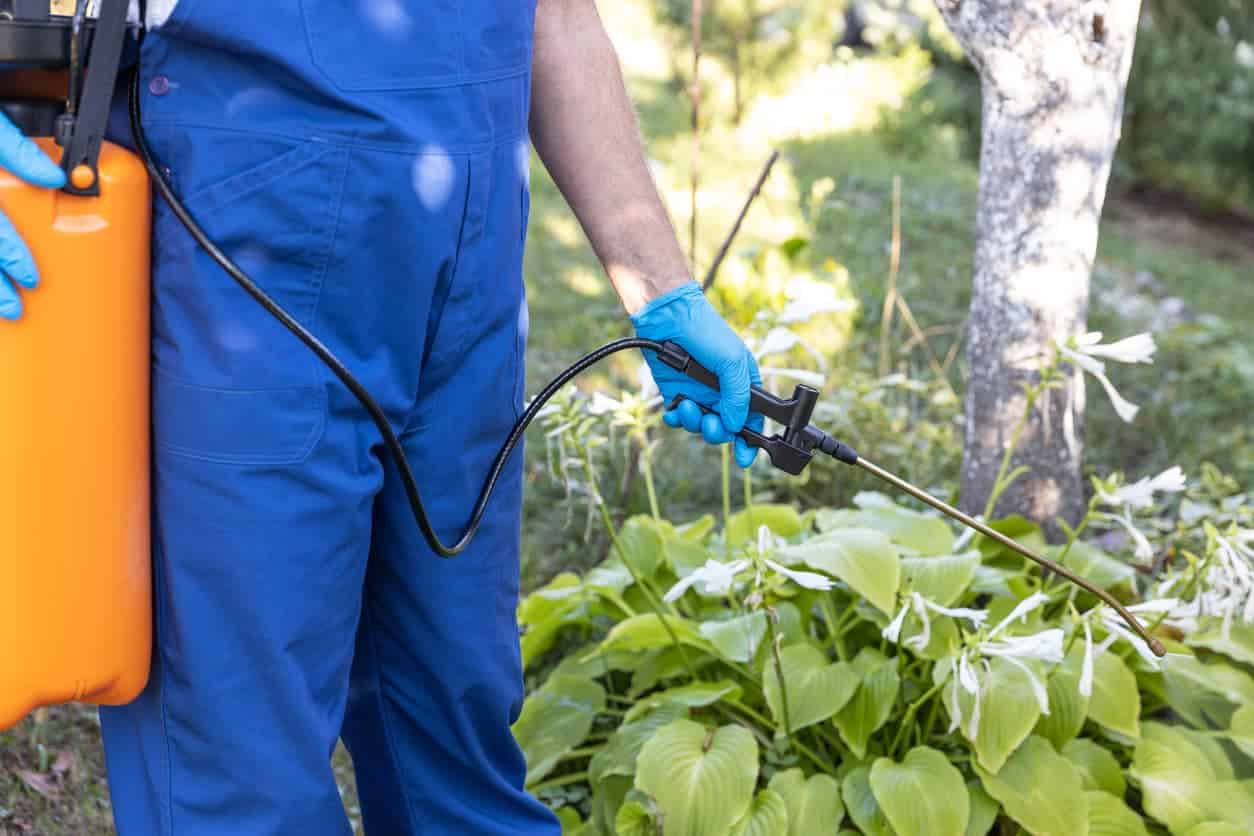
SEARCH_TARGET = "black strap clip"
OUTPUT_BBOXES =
[56,0,130,196]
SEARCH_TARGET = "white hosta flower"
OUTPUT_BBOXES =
[587,392,625,416]
[1098,606,1166,667]
[947,651,986,739]
[756,327,802,360]
[987,592,1052,639]
[1079,621,1097,697]
[952,515,984,552]
[778,278,854,324]
[1237,41,1254,68]
[882,592,988,650]
[1101,509,1155,564]
[978,629,1065,664]
[761,367,827,388]
[663,559,750,602]
[763,558,835,591]
[1001,655,1052,715]
[637,361,659,399]
[756,524,789,558]
[1075,332,1156,365]
[1057,332,1156,423]
[1098,466,1187,510]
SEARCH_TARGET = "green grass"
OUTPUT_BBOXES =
[5,3,1254,832]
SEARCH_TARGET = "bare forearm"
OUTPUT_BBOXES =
[529,0,690,314]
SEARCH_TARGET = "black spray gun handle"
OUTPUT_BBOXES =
[653,341,857,475]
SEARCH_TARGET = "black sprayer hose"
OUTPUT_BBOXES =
[127,70,665,558]
[127,71,1167,656]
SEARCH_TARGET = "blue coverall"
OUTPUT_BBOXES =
[99,3,558,834]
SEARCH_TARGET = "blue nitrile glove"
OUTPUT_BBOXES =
[632,281,764,468]
[0,114,67,320]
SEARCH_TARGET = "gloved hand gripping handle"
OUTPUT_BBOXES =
[654,341,857,474]
[655,341,1168,658]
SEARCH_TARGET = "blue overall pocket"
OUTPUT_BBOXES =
[150,129,349,465]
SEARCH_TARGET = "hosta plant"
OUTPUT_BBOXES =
[514,466,1254,835]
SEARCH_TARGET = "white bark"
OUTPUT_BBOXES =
[935,0,1142,532]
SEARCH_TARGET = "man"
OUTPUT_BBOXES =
[0,2,761,833]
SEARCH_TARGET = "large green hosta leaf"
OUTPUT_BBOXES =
[818,493,954,555]
[616,517,666,577]
[512,675,606,786]
[763,643,858,732]
[519,573,586,667]
[975,736,1088,836]
[1130,722,1253,834]
[623,681,739,723]
[778,528,901,615]
[1088,651,1140,741]
[700,612,768,664]
[1162,655,1254,728]
[899,551,980,606]
[615,790,659,836]
[1181,825,1250,836]
[768,769,844,836]
[977,516,1047,565]
[1187,619,1254,667]
[1053,542,1136,592]
[556,806,584,834]
[1034,647,1088,749]
[589,702,688,784]
[1063,738,1125,797]
[730,789,790,836]
[965,780,999,836]
[727,505,803,545]
[870,746,969,836]
[595,613,711,655]
[590,775,631,834]
[635,720,759,836]
[947,656,1044,773]
[1226,704,1254,760]
[1085,791,1148,836]
[665,540,713,579]
[833,648,901,758]
[843,767,894,836]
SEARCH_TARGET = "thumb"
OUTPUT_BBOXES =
[715,357,752,434]
[0,115,65,189]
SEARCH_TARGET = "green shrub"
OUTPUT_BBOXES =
[514,471,1254,834]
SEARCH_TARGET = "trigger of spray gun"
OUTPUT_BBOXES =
[655,341,1168,659]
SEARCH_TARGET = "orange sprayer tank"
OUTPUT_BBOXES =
[0,1,151,731]
[0,137,151,730]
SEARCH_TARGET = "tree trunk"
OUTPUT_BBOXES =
[934,0,1141,535]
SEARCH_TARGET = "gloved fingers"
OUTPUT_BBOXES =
[676,398,705,434]
[733,413,765,469]
[663,408,682,429]
[0,210,39,290]
[714,356,755,434]
[700,412,734,445]
[0,114,66,189]
[0,267,19,320]
[734,436,758,469]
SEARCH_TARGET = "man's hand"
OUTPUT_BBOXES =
[0,114,66,320]
[632,282,762,468]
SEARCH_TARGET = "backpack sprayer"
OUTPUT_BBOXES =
[0,0,1163,732]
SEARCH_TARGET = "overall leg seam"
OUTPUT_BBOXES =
[363,606,425,836]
